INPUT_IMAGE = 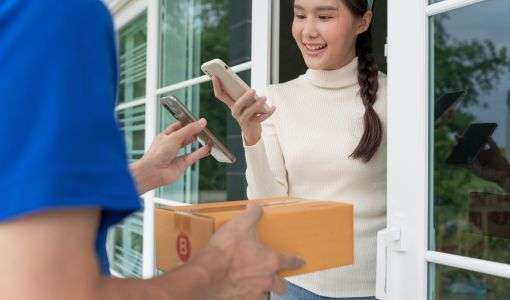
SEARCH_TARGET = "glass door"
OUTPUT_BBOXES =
[157,0,202,204]
[428,0,510,298]
[384,0,510,299]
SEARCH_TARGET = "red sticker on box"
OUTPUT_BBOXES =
[176,232,191,263]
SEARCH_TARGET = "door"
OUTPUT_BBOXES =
[382,0,510,299]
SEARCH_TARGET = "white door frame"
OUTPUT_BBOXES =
[385,0,510,299]
[385,0,429,297]
[251,0,273,90]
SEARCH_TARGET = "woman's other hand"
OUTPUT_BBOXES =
[211,76,276,146]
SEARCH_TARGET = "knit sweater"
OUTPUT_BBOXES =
[244,57,387,297]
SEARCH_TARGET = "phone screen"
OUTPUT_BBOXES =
[446,123,498,165]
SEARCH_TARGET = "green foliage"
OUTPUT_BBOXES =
[197,0,229,191]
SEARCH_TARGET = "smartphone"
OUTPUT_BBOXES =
[446,123,498,165]
[201,58,271,113]
[435,90,466,121]
[434,90,466,121]
[160,96,236,164]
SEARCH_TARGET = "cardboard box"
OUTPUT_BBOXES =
[155,198,353,277]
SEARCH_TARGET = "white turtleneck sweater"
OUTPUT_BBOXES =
[244,58,387,298]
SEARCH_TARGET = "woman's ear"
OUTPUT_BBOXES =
[356,10,373,34]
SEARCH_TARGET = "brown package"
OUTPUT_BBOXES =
[155,197,353,277]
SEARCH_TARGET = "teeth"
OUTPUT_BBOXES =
[305,43,327,51]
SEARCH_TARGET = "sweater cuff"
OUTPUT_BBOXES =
[242,134,265,152]
[243,135,271,176]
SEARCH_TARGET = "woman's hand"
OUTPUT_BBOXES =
[212,76,276,146]
[129,119,211,195]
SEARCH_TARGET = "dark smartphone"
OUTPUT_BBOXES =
[160,96,236,164]
[434,90,466,121]
[446,123,498,165]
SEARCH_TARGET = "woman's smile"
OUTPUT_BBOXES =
[302,41,328,57]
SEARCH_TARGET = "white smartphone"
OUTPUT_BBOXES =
[160,96,236,164]
[201,59,271,113]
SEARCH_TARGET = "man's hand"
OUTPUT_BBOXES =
[129,119,211,194]
[187,204,306,300]
[0,205,303,300]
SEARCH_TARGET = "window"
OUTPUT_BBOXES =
[107,0,253,276]
[158,70,251,203]
[429,0,510,297]
[108,213,144,278]
[157,0,252,204]
[107,12,147,278]
[429,264,510,299]
[118,13,147,104]
[117,105,145,161]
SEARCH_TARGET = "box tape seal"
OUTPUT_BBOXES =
[174,212,192,234]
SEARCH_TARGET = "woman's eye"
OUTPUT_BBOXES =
[318,15,332,20]
[294,14,306,20]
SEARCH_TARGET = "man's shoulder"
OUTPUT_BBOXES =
[2,0,111,32]
[3,0,109,15]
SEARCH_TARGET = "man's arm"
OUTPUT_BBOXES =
[0,208,212,300]
[0,205,304,300]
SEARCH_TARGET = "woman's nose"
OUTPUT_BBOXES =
[302,19,319,39]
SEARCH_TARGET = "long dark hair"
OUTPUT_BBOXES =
[343,0,382,163]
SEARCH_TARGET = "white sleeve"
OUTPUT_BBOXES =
[244,94,288,199]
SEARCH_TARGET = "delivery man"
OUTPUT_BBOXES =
[0,0,304,299]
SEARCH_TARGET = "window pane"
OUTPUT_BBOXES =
[108,213,144,278]
[157,71,250,203]
[118,13,147,104]
[429,264,510,299]
[109,104,145,277]
[117,105,145,162]
[429,0,510,265]
[159,0,252,87]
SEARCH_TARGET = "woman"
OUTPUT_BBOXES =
[212,0,385,299]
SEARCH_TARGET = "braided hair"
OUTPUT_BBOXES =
[343,0,382,163]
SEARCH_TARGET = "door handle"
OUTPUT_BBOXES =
[376,222,406,300]
[376,229,388,300]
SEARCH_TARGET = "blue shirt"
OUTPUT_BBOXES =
[0,0,141,274]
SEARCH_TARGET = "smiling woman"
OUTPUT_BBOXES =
[292,1,361,70]
[210,0,386,299]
